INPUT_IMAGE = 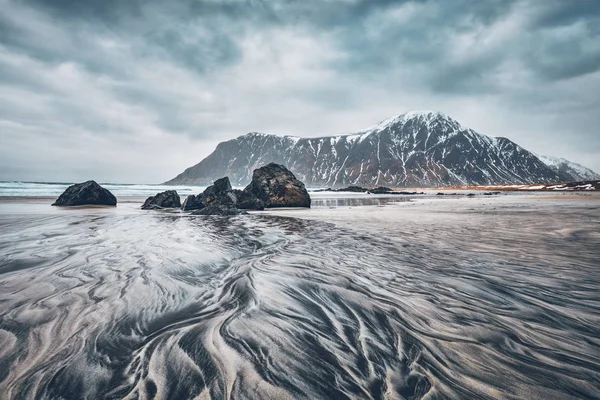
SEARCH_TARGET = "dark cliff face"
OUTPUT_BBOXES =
[166,111,570,187]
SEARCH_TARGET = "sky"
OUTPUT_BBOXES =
[0,0,599,183]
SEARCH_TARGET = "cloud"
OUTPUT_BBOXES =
[0,0,599,182]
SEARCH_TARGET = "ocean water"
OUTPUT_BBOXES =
[0,181,207,197]
[0,195,599,399]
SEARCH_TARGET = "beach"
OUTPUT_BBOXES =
[0,192,599,399]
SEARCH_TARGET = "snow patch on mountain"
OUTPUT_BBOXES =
[166,111,594,187]
[535,153,600,181]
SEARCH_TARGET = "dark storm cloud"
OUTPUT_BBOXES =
[531,0,600,29]
[10,0,600,86]
[21,0,145,23]
[147,28,243,73]
[0,0,599,182]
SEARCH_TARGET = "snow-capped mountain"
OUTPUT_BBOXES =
[534,154,600,182]
[166,111,593,187]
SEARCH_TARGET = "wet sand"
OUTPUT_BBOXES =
[0,193,599,399]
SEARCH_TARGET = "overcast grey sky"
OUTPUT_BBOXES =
[1,0,599,183]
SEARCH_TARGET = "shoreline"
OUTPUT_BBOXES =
[1,190,598,203]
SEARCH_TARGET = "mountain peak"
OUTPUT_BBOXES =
[166,110,594,187]
[364,110,461,133]
[404,110,446,118]
[244,132,269,138]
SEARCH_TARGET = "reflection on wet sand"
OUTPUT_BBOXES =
[311,195,413,208]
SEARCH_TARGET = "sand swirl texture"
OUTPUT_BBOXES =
[0,195,599,399]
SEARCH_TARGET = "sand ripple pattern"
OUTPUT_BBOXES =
[0,200,599,399]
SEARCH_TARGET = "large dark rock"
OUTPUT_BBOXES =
[233,189,265,210]
[181,194,204,211]
[213,176,232,193]
[245,163,311,208]
[141,190,181,209]
[192,204,245,216]
[202,177,237,207]
[202,176,232,198]
[52,180,117,206]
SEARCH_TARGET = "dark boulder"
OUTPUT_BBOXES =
[202,176,232,198]
[181,194,204,211]
[192,204,245,216]
[142,190,181,209]
[233,189,265,210]
[52,180,117,206]
[202,177,237,207]
[203,190,237,206]
[245,163,311,208]
[213,176,232,193]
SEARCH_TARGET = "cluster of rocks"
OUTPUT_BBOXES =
[50,163,310,213]
[141,163,311,215]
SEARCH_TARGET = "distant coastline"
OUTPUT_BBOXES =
[0,181,207,197]
[2,178,598,198]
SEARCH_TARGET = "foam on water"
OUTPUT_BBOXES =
[0,181,207,197]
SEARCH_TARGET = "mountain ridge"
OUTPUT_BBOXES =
[533,153,600,182]
[167,111,597,187]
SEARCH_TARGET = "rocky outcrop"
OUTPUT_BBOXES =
[181,194,204,211]
[213,177,232,193]
[369,186,393,194]
[141,190,181,209]
[52,180,117,206]
[320,186,366,193]
[315,186,423,195]
[233,189,265,210]
[202,179,237,208]
[245,163,310,208]
[186,177,246,215]
[179,164,310,214]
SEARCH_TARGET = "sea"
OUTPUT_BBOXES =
[0,186,598,399]
[0,181,207,198]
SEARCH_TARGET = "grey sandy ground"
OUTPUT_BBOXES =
[0,192,598,399]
